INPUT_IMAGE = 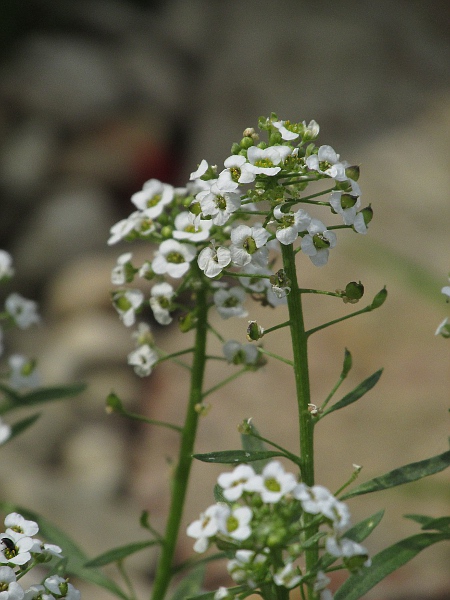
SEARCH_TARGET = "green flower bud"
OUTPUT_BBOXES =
[189,201,202,216]
[247,320,264,341]
[269,131,282,145]
[342,348,352,377]
[240,136,254,149]
[160,226,173,239]
[371,286,387,309]
[230,142,241,155]
[345,165,360,181]
[345,281,364,301]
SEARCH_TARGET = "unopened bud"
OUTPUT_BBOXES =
[247,320,264,341]
[342,348,352,377]
[240,136,254,149]
[371,287,387,309]
[230,142,240,155]
[161,226,173,239]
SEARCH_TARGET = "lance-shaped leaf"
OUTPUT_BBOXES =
[193,450,285,464]
[0,383,86,415]
[240,420,270,473]
[171,566,205,600]
[5,413,41,443]
[341,450,450,500]
[404,514,450,533]
[0,502,127,600]
[85,539,160,567]
[334,532,448,600]
[322,369,382,417]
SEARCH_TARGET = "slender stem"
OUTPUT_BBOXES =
[202,367,248,398]
[306,304,372,337]
[150,284,209,600]
[280,243,318,599]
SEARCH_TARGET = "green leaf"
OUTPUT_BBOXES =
[85,539,160,567]
[171,566,205,600]
[187,585,245,600]
[240,420,269,473]
[0,383,86,414]
[8,413,41,440]
[322,369,382,416]
[0,502,128,599]
[404,514,450,533]
[334,532,448,600]
[341,450,450,500]
[193,450,285,464]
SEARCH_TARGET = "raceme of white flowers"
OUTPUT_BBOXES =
[187,461,370,597]
[0,512,80,599]
[108,115,372,376]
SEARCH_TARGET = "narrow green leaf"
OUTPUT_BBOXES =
[85,539,159,567]
[0,383,86,414]
[404,515,450,533]
[193,450,285,464]
[171,566,205,600]
[240,420,270,473]
[322,369,382,416]
[341,450,450,500]
[0,502,127,599]
[403,513,432,526]
[8,413,41,440]
[334,532,448,600]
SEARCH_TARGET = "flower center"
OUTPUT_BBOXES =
[216,195,227,210]
[243,236,257,255]
[313,233,330,249]
[254,158,274,168]
[226,515,239,533]
[166,251,185,264]
[147,193,162,208]
[264,477,281,493]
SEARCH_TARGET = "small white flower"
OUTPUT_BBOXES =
[112,289,144,327]
[0,566,24,600]
[0,251,14,281]
[8,355,39,390]
[214,287,248,320]
[306,145,348,181]
[230,224,270,267]
[4,513,39,538]
[301,219,337,266]
[107,211,156,245]
[127,344,158,377]
[172,212,213,241]
[216,504,252,541]
[149,282,174,325]
[325,536,371,566]
[0,532,34,566]
[23,584,53,600]
[196,181,241,226]
[246,145,292,176]
[239,264,287,307]
[0,418,11,445]
[441,284,450,300]
[152,239,196,279]
[44,576,80,600]
[329,191,361,226]
[187,504,221,553]
[273,119,300,141]
[245,460,297,503]
[217,464,257,501]
[189,159,209,180]
[111,252,133,285]
[273,562,302,589]
[214,587,230,600]
[131,179,174,219]
[5,294,40,329]
[222,340,259,367]
[273,205,311,245]
[197,245,231,278]
[221,155,255,184]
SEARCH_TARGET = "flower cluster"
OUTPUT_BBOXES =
[108,115,372,376]
[0,512,80,599]
[0,251,41,445]
[187,461,370,598]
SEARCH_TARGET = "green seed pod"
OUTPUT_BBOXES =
[345,281,364,301]
[371,286,387,309]
[342,348,353,377]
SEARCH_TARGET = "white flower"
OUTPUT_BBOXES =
[0,532,34,566]
[23,584,53,600]
[112,289,144,327]
[5,294,40,329]
[303,119,320,140]
[294,484,350,532]
[230,224,270,267]
[111,252,133,285]
[189,159,209,180]
[435,317,450,338]
[227,549,267,588]
[8,355,39,390]
[246,145,292,177]
[222,340,259,367]
[441,284,450,299]
[44,576,80,600]
[245,460,297,503]
[149,282,174,325]
[0,419,11,445]
[197,245,231,278]
[172,212,213,241]
[325,536,371,566]
[301,219,337,266]
[0,251,14,281]
[0,566,24,600]
[107,211,156,245]
[131,179,174,218]
[273,562,302,589]
[152,239,196,279]
[196,182,241,226]
[216,504,252,541]
[273,119,301,140]
[187,504,221,553]
[221,155,255,184]
[127,344,158,377]
[239,264,287,307]
[273,205,311,245]
[306,145,348,181]
[329,191,361,225]
[214,287,248,319]
[4,513,39,538]
[217,464,257,501]
[29,540,63,559]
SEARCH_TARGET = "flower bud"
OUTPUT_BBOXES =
[189,201,202,216]
[371,286,387,309]
[269,131,282,145]
[345,165,360,181]
[342,348,352,377]
[247,320,264,341]
[161,226,173,239]
[230,142,241,155]
[240,136,254,149]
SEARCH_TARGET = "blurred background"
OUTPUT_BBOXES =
[0,0,449,598]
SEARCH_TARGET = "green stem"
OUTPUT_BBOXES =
[150,285,209,600]
[280,243,318,600]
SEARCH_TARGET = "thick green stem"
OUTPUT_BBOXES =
[150,286,208,600]
[280,244,318,599]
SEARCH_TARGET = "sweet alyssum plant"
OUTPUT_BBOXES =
[2,115,448,600]
[100,114,449,600]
